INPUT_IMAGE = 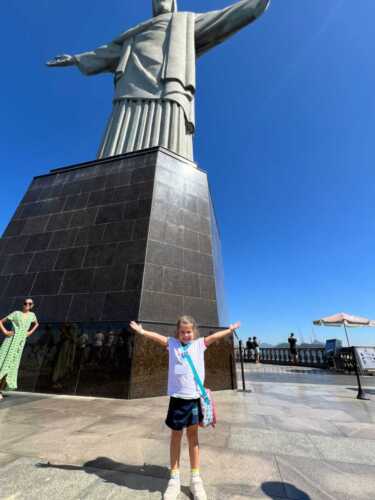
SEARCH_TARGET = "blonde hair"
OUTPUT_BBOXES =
[175,316,199,339]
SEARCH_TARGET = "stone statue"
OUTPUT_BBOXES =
[47,0,270,161]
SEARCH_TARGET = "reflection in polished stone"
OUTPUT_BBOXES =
[17,322,134,399]
[11,319,236,399]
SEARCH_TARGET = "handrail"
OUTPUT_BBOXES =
[235,346,327,368]
[234,345,373,378]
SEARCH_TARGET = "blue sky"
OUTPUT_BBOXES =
[1,0,375,346]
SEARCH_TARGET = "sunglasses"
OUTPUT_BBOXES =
[24,301,33,306]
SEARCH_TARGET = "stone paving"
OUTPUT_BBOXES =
[0,365,374,499]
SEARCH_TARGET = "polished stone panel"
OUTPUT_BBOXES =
[39,295,73,322]
[11,322,134,398]
[3,253,33,275]
[25,233,52,252]
[102,220,134,243]
[6,274,36,297]
[55,247,86,270]
[49,229,79,250]
[0,147,233,398]
[28,250,59,272]
[32,271,65,295]
[67,294,106,322]
[83,244,117,268]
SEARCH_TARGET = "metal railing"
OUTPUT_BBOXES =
[235,346,327,368]
[235,346,374,374]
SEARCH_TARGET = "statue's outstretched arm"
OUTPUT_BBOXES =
[195,0,270,57]
[46,42,122,76]
[47,54,76,67]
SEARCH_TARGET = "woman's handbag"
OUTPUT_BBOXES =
[181,345,217,428]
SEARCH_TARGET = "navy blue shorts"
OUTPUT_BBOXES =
[165,397,203,430]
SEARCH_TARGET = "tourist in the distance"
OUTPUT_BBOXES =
[130,316,240,500]
[246,336,253,361]
[0,298,39,400]
[288,333,298,364]
[253,336,260,363]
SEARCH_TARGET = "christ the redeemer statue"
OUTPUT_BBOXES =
[48,0,270,161]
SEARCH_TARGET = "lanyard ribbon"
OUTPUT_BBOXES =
[181,344,209,403]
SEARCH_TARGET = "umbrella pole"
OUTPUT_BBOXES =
[343,322,351,347]
[344,324,369,400]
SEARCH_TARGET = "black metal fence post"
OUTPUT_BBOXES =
[238,338,247,392]
[351,346,369,400]
[232,329,251,393]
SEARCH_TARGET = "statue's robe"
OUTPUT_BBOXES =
[74,0,270,160]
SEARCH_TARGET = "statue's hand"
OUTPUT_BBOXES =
[46,54,76,67]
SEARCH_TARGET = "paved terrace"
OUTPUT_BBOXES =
[0,365,374,499]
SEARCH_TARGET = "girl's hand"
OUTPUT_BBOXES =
[4,330,14,337]
[229,322,241,332]
[130,321,145,335]
[129,323,167,347]
[205,321,241,347]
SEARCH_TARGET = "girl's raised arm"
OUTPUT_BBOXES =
[205,321,241,347]
[130,321,168,348]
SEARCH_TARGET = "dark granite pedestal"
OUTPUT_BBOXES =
[0,147,236,398]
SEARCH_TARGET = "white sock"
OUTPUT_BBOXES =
[191,468,200,479]
[171,469,180,480]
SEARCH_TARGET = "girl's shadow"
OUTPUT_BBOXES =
[37,457,192,497]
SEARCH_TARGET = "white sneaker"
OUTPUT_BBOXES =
[190,477,207,500]
[163,477,181,500]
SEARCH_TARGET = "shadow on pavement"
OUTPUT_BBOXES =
[213,480,311,499]
[347,387,375,395]
[262,481,311,499]
[37,458,192,497]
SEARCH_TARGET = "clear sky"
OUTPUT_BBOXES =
[1,0,375,346]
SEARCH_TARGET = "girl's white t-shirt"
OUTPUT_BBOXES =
[167,337,207,399]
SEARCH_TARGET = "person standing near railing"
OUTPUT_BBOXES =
[253,336,260,363]
[288,333,298,364]
[246,337,253,361]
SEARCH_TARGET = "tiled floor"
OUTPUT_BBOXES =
[0,365,374,499]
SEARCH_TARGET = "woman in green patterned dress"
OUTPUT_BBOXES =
[0,298,39,400]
